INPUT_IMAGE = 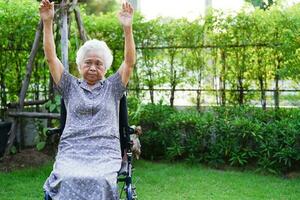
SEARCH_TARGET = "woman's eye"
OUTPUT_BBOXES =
[96,63,103,68]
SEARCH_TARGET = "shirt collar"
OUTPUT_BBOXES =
[79,79,104,92]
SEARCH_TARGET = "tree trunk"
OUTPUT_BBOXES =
[169,53,176,107]
[74,7,88,42]
[15,56,22,95]
[149,84,154,104]
[236,49,244,105]
[133,66,140,99]
[220,49,226,106]
[148,67,154,104]
[274,55,280,110]
[34,62,40,112]
[149,72,154,104]
[211,51,219,105]
[42,61,48,100]
[0,72,6,118]
[196,68,202,111]
[0,50,7,119]
[259,75,266,110]
[143,51,154,104]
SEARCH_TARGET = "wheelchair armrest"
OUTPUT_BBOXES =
[46,128,62,136]
[118,160,128,177]
[127,126,135,135]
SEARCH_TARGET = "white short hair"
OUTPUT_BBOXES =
[76,39,113,72]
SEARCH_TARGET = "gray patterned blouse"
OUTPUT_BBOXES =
[43,69,126,200]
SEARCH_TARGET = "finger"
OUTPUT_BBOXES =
[126,2,130,12]
[41,0,48,8]
[40,0,46,8]
[129,4,133,13]
[46,1,53,9]
[123,3,127,13]
[45,0,51,8]
[122,2,125,10]
[45,0,50,4]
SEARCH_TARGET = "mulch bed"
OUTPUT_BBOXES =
[0,148,54,173]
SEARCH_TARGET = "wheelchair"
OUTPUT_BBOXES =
[45,94,137,200]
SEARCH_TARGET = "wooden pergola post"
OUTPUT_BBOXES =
[4,21,43,157]
[3,0,88,158]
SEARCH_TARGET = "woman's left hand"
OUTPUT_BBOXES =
[118,1,134,27]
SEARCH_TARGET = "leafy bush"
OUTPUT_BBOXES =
[136,103,176,160]
[44,95,61,113]
[135,104,300,174]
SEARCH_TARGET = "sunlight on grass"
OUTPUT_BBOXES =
[0,160,299,200]
[133,160,300,200]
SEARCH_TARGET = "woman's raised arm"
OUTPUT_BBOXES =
[118,1,136,86]
[39,0,63,85]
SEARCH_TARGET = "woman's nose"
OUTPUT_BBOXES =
[89,65,96,71]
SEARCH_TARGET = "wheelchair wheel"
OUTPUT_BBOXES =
[126,184,137,200]
[126,184,133,200]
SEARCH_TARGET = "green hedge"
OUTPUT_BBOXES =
[135,104,300,174]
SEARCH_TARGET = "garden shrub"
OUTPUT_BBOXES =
[134,104,300,174]
[137,103,176,160]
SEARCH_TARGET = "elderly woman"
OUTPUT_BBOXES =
[39,0,135,199]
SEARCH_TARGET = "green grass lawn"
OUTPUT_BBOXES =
[0,160,299,200]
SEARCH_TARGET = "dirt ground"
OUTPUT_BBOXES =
[0,148,54,173]
[0,148,299,180]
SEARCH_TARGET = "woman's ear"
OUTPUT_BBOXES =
[78,65,84,75]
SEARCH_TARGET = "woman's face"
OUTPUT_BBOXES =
[81,51,106,86]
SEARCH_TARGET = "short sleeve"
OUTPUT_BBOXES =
[55,70,75,100]
[107,71,127,99]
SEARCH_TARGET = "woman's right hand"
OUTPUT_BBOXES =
[40,0,64,85]
[39,0,54,22]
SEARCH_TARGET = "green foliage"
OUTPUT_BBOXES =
[1,0,300,173]
[136,104,300,174]
[79,0,119,15]
[34,119,48,151]
[126,95,141,125]
[2,0,300,108]
[245,0,275,10]
[136,103,176,160]
[10,146,17,155]
[44,95,61,113]
[0,0,41,103]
